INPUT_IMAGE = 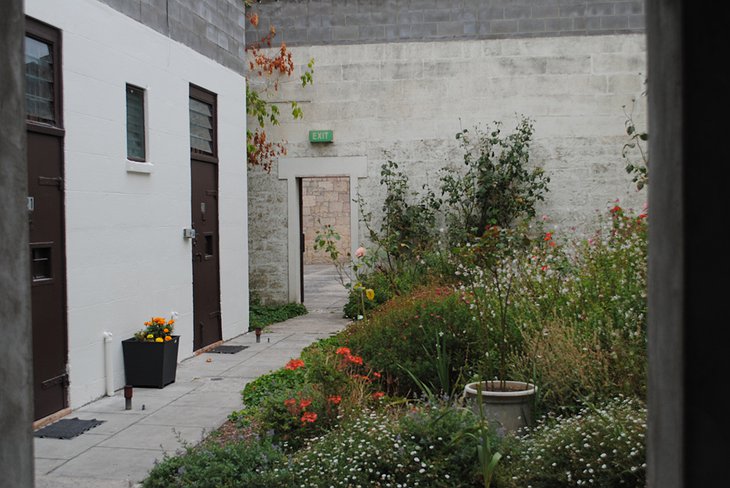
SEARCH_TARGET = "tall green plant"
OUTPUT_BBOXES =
[440,117,550,243]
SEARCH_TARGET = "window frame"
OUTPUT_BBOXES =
[125,83,147,162]
[189,84,218,164]
[25,16,63,135]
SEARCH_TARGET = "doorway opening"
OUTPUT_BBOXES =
[278,156,368,305]
[300,176,350,312]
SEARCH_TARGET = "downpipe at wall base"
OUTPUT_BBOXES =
[103,331,114,396]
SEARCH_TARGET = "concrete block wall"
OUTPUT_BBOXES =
[96,0,247,73]
[246,0,644,46]
[247,33,648,303]
[302,177,351,264]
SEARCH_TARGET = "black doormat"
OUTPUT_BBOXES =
[34,417,105,440]
[208,345,248,354]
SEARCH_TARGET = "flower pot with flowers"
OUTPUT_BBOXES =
[458,226,537,435]
[122,316,179,388]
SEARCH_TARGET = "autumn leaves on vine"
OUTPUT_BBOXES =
[245,4,314,172]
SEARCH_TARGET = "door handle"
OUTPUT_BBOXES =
[195,253,203,262]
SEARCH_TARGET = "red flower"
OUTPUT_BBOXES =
[335,347,351,355]
[544,232,553,241]
[327,395,342,405]
[285,358,305,370]
[284,397,297,413]
[610,205,622,214]
[299,398,312,409]
[346,354,363,365]
[372,371,382,379]
[301,412,317,423]
[372,391,385,400]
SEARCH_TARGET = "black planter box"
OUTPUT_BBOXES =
[122,335,180,388]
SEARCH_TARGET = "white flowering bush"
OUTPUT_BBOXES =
[290,407,485,487]
[453,206,647,411]
[498,397,646,488]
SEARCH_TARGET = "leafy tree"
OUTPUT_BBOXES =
[244,1,314,172]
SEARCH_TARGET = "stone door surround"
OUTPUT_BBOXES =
[279,156,367,302]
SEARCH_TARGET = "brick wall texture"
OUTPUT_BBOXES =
[246,0,644,47]
[302,177,351,265]
[96,0,247,73]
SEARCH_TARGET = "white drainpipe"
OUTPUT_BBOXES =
[103,332,114,396]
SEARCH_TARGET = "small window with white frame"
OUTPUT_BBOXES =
[126,84,146,161]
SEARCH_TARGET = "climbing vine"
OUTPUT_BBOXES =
[622,97,648,191]
[244,1,314,172]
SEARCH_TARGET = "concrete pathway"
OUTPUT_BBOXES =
[34,268,349,488]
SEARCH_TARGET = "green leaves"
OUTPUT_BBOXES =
[621,99,649,191]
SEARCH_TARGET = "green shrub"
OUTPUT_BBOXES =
[497,397,646,488]
[142,438,291,488]
[249,302,307,330]
[345,286,483,397]
[239,366,307,409]
[237,344,387,452]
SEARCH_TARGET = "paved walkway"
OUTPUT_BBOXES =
[35,266,348,487]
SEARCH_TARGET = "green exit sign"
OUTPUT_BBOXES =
[309,130,333,143]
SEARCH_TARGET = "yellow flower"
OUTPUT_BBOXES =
[365,288,375,301]
[155,337,164,343]
[146,334,154,339]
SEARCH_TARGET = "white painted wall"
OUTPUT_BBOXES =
[249,34,648,303]
[26,0,248,408]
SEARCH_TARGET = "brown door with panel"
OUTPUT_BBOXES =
[189,85,222,350]
[25,17,69,420]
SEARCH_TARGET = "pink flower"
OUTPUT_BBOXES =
[355,247,366,258]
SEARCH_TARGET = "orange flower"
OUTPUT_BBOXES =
[285,358,305,370]
[372,392,385,400]
[335,347,351,355]
[327,395,342,405]
[163,328,169,333]
[301,412,317,423]
[346,354,363,366]
[164,336,172,341]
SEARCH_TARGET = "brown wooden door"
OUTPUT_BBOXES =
[189,85,221,350]
[26,18,69,420]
